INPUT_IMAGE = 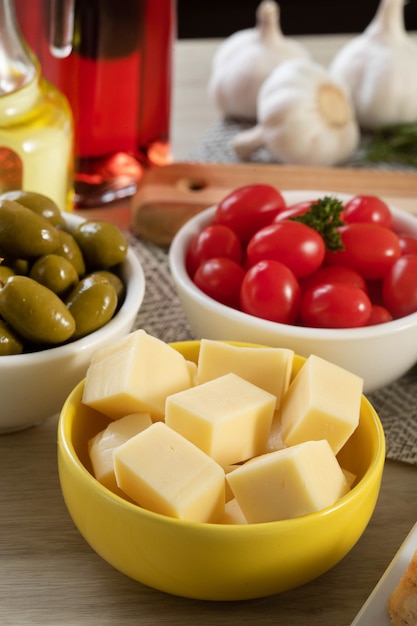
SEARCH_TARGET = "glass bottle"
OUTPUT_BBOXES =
[0,0,74,212]
[15,0,176,208]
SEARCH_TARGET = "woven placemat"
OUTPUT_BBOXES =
[127,231,417,466]
[187,117,417,173]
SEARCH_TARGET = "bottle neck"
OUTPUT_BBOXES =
[0,0,37,95]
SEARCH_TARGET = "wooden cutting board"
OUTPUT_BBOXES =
[131,162,417,245]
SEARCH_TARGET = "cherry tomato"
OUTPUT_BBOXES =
[300,265,367,293]
[325,223,401,279]
[382,254,417,318]
[214,184,286,243]
[240,259,301,324]
[273,200,315,222]
[186,224,243,278]
[301,283,372,328]
[193,257,245,309]
[366,305,393,326]
[246,221,325,278]
[366,279,384,306]
[343,195,393,229]
[398,233,417,256]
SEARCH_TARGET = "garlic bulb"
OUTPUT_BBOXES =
[329,0,417,129]
[232,59,360,167]
[208,0,310,121]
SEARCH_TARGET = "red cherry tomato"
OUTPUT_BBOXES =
[398,234,417,256]
[343,194,393,229]
[214,184,286,243]
[300,265,367,293]
[273,200,315,222]
[193,257,245,309]
[325,223,401,279]
[366,279,384,306]
[246,221,325,278]
[186,224,243,278]
[366,305,393,326]
[240,259,301,324]
[301,283,372,328]
[382,254,417,318]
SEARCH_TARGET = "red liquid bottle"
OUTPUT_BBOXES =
[15,0,175,207]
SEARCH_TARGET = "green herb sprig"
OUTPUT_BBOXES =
[290,196,345,251]
[362,123,417,167]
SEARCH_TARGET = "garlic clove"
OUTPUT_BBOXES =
[232,59,360,167]
[208,0,310,121]
[232,125,264,160]
[329,0,417,129]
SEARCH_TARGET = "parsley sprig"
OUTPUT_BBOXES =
[362,123,417,167]
[290,196,345,251]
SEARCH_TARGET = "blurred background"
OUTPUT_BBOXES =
[177,0,417,38]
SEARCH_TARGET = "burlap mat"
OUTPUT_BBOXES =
[127,231,417,467]
[186,118,417,172]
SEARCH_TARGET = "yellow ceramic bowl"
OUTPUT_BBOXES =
[57,341,386,601]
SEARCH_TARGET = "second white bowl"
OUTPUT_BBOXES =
[169,190,417,393]
[0,213,145,433]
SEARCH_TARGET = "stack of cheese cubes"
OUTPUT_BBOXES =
[84,329,363,525]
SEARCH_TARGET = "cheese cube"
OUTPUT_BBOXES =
[82,329,193,420]
[280,354,363,454]
[266,410,287,453]
[165,372,276,467]
[224,464,241,502]
[88,412,152,495]
[186,360,198,385]
[197,339,294,408]
[113,422,225,523]
[226,439,350,523]
[342,468,357,488]
[218,499,248,525]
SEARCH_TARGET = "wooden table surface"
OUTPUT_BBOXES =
[1,35,417,626]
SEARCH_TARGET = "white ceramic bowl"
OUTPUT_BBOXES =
[0,213,145,433]
[169,191,417,393]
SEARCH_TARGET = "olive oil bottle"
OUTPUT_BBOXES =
[15,0,175,208]
[0,0,74,212]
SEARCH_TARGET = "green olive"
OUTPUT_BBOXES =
[87,270,125,300]
[11,259,29,275]
[0,320,23,355]
[0,190,65,227]
[66,275,118,339]
[54,229,86,277]
[1,258,29,275]
[0,265,15,284]
[0,200,60,258]
[29,254,79,296]
[0,275,75,344]
[73,220,128,269]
